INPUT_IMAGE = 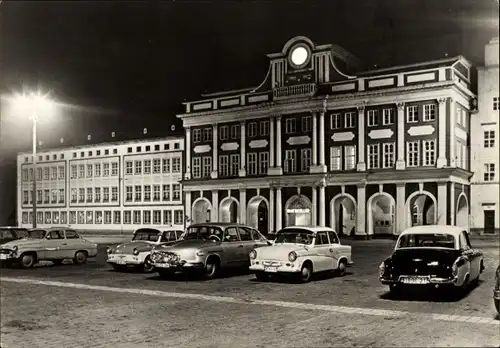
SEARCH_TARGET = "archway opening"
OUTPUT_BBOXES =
[408,194,436,227]
[285,195,312,227]
[192,199,211,224]
[247,197,269,234]
[369,194,395,235]
[331,196,356,236]
[456,194,469,229]
[219,198,239,223]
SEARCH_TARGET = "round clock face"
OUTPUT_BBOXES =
[290,46,309,66]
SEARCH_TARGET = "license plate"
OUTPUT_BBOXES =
[264,266,278,273]
[116,259,126,265]
[401,276,430,284]
[0,254,8,260]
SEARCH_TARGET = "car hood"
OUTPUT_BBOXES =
[113,240,159,254]
[256,243,310,260]
[1,238,42,249]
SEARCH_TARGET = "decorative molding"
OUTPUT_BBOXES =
[368,129,394,140]
[220,99,240,107]
[357,105,365,112]
[247,94,269,103]
[331,83,356,93]
[407,125,436,136]
[192,102,213,111]
[249,139,269,149]
[367,77,396,88]
[455,127,468,140]
[438,97,447,104]
[286,135,311,145]
[221,142,239,151]
[406,72,436,83]
[193,145,211,154]
[331,132,355,142]
[397,102,405,110]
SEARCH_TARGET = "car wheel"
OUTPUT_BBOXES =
[112,264,127,272]
[204,257,220,280]
[158,269,174,279]
[52,260,64,266]
[19,253,36,269]
[73,251,88,265]
[255,271,269,282]
[495,298,500,314]
[336,260,347,277]
[299,263,312,283]
[143,256,155,273]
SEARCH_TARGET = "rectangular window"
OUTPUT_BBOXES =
[69,211,76,224]
[44,167,50,180]
[368,144,380,169]
[124,211,131,224]
[143,210,151,224]
[153,159,161,173]
[22,212,28,224]
[86,188,93,202]
[162,158,170,173]
[36,168,42,181]
[133,211,141,224]
[23,191,28,204]
[104,211,112,224]
[95,187,101,202]
[22,168,28,182]
[59,189,65,203]
[86,211,93,224]
[86,164,93,178]
[230,154,240,176]
[484,163,495,181]
[193,129,201,143]
[71,188,77,203]
[134,186,142,201]
[153,185,160,201]
[103,187,110,202]
[52,211,60,224]
[382,143,395,168]
[260,121,269,136]
[94,211,102,224]
[163,184,170,201]
[231,124,240,139]
[111,162,119,176]
[484,130,495,148]
[51,167,57,180]
[220,126,228,140]
[423,140,436,166]
[302,116,312,132]
[126,186,133,202]
[284,149,296,173]
[51,189,57,203]
[172,157,181,173]
[407,105,418,123]
[423,104,436,121]
[301,149,311,172]
[345,112,356,128]
[103,163,110,176]
[259,152,269,175]
[95,163,101,177]
[78,188,85,203]
[247,122,257,137]
[330,146,341,171]
[203,128,212,142]
[202,157,212,178]
[330,113,341,129]
[407,141,420,167]
[192,157,201,178]
[163,210,172,225]
[58,166,65,179]
[345,145,356,170]
[113,211,121,224]
[111,187,118,202]
[219,155,229,177]
[367,110,379,127]
[144,185,151,201]
[134,161,142,175]
[382,109,395,125]
[153,210,161,224]
[172,184,181,201]
[29,168,34,181]
[174,210,183,225]
[144,160,151,174]
[247,153,257,175]
[456,141,464,168]
[285,118,296,133]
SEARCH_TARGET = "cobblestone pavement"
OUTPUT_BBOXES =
[1,239,499,347]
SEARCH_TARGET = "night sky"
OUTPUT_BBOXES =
[0,0,499,151]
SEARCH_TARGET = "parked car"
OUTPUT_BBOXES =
[379,226,484,295]
[106,227,183,272]
[0,227,98,268]
[0,227,30,245]
[248,226,353,283]
[150,223,270,279]
[494,263,500,314]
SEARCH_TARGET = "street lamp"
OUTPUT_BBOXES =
[12,92,53,228]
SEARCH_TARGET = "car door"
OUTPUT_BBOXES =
[462,230,482,280]
[313,231,331,272]
[456,231,473,285]
[221,227,245,266]
[63,229,83,258]
[43,230,65,259]
[327,231,341,270]
[237,227,255,261]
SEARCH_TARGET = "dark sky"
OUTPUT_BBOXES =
[0,0,499,151]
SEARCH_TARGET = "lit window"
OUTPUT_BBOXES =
[368,144,380,169]
[423,104,436,121]
[382,143,395,168]
[423,140,436,166]
[407,141,420,167]
[330,147,341,171]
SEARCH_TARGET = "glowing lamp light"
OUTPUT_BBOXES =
[11,92,54,120]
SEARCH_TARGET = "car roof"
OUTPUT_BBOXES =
[187,222,256,229]
[280,226,336,233]
[134,227,183,233]
[399,225,465,237]
[29,226,75,231]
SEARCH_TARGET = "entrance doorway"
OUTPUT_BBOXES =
[246,196,269,234]
[484,210,495,234]
[192,198,211,224]
[219,197,239,223]
[330,195,356,236]
[285,195,312,227]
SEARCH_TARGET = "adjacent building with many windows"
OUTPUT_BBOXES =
[177,36,476,238]
[470,37,499,234]
[17,136,185,232]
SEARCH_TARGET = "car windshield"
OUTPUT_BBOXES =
[28,230,47,239]
[132,229,161,241]
[0,229,15,239]
[184,226,223,241]
[274,229,314,245]
[397,233,456,249]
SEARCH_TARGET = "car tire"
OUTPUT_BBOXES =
[73,251,88,265]
[52,260,64,266]
[336,260,347,277]
[495,298,500,314]
[158,269,174,279]
[143,256,155,273]
[19,253,36,269]
[299,263,312,283]
[204,257,220,280]
[255,271,269,282]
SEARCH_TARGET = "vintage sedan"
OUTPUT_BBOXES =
[106,227,183,272]
[0,227,98,268]
[379,226,484,294]
[150,223,270,279]
[494,263,500,314]
[249,226,353,283]
[0,227,30,245]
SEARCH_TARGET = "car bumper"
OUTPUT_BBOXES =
[249,262,301,274]
[153,261,204,271]
[380,276,458,286]
[0,253,16,261]
[107,254,144,266]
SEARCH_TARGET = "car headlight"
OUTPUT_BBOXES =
[249,249,257,259]
[379,262,385,277]
[288,251,297,262]
[133,248,139,256]
[196,250,206,257]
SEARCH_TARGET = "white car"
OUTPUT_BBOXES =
[106,227,183,272]
[249,226,353,282]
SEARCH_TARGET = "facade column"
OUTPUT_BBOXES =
[212,190,219,222]
[212,124,218,178]
[449,98,457,167]
[437,182,447,225]
[185,191,192,223]
[436,97,448,168]
[356,185,366,237]
[319,110,326,168]
[319,182,326,226]
[311,186,317,225]
[269,188,275,233]
[312,112,318,166]
[276,187,282,230]
[269,117,275,168]
[185,127,191,179]
[450,183,455,225]
[239,121,246,176]
[276,116,282,172]
[239,188,246,224]
[396,183,406,235]
[356,106,366,171]
[396,102,406,170]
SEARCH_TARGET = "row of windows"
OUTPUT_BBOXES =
[366,140,437,169]
[71,162,118,179]
[283,149,312,173]
[22,166,65,182]
[70,187,119,203]
[125,158,181,175]
[21,209,185,226]
[22,189,65,205]
[72,148,117,158]
[193,121,271,143]
[125,184,181,202]
[126,142,180,153]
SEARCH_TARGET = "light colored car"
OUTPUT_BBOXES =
[379,226,485,294]
[150,223,270,279]
[0,227,98,268]
[106,227,183,272]
[494,264,500,314]
[249,226,353,283]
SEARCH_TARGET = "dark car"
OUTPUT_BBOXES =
[0,227,30,245]
[379,226,484,295]
[494,264,500,314]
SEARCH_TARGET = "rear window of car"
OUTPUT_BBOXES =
[133,229,160,241]
[0,229,14,239]
[397,233,456,249]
